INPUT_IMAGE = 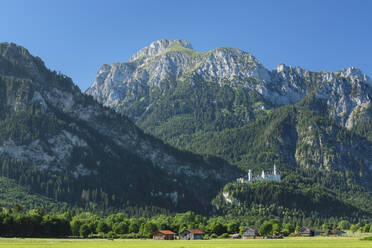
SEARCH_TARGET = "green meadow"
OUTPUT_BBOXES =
[0,237,371,248]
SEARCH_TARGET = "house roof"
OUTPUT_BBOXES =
[300,226,313,232]
[188,229,205,234]
[154,230,176,235]
[243,227,258,232]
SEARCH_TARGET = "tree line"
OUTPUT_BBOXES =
[1,207,372,239]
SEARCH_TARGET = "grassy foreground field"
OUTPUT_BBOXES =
[0,237,371,248]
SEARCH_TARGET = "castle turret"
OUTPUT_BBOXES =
[274,164,277,175]
[248,169,253,182]
[261,170,265,179]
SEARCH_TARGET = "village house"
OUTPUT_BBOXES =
[299,227,328,237]
[179,229,205,240]
[153,230,176,240]
[330,230,346,236]
[314,229,326,236]
[242,227,259,239]
[230,233,241,239]
[299,227,314,236]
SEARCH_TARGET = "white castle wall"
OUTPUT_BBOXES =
[236,165,281,183]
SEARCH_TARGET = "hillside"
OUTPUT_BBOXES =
[0,176,68,211]
[0,42,240,213]
[86,39,372,218]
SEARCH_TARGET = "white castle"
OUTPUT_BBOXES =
[236,165,281,183]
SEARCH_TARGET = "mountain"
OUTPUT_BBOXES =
[87,39,372,131]
[0,42,240,213]
[1,40,371,221]
[86,39,372,171]
[86,39,372,218]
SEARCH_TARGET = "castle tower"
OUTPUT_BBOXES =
[248,169,253,182]
[261,170,265,179]
[273,164,277,175]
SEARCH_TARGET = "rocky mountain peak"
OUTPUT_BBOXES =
[339,66,370,83]
[196,46,271,83]
[129,39,193,62]
[0,42,46,81]
[0,42,32,59]
[275,63,309,76]
[208,47,261,65]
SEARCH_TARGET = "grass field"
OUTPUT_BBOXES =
[0,237,371,248]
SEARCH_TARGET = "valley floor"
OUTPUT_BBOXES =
[0,237,371,248]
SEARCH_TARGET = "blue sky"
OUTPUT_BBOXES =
[1,0,371,90]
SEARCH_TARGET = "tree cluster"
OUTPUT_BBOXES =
[1,207,372,239]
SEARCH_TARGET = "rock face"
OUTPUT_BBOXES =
[274,65,372,128]
[0,42,239,212]
[87,39,372,130]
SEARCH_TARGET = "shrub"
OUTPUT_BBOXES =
[218,233,230,239]
[210,234,218,239]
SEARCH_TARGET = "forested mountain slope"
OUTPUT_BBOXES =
[0,42,239,213]
[86,39,372,219]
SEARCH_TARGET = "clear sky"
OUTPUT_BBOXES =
[1,0,371,90]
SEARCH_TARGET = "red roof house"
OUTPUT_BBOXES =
[153,230,176,240]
